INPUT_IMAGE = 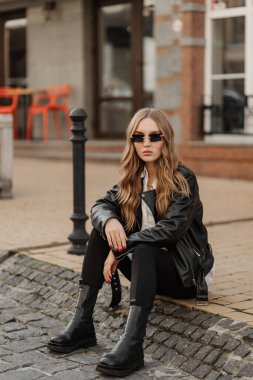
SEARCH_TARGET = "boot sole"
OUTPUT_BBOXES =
[47,337,97,353]
[96,359,144,377]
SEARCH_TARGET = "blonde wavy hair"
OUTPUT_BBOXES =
[117,107,190,231]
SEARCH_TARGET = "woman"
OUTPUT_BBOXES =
[48,107,214,377]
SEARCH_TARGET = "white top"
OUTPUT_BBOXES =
[128,168,215,285]
[141,168,157,230]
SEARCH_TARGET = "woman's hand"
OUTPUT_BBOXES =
[104,218,128,252]
[103,250,119,283]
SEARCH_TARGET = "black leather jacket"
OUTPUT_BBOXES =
[91,163,214,303]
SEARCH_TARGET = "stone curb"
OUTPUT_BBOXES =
[1,253,253,379]
[0,250,17,264]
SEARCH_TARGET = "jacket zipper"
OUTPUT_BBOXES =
[178,241,197,287]
[192,247,201,257]
[187,255,196,286]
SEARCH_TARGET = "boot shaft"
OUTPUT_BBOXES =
[73,284,99,323]
[124,305,149,342]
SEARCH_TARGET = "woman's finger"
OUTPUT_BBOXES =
[105,232,113,248]
[110,231,120,250]
[119,231,127,249]
[104,263,112,283]
[111,261,118,274]
[104,269,109,283]
[114,232,123,251]
[112,229,127,251]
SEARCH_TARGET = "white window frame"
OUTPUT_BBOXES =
[204,0,253,142]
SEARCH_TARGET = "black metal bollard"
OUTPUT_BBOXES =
[68,107,89,255]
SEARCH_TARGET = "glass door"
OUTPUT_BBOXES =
[98,2,133,136]
[94,0,155,137]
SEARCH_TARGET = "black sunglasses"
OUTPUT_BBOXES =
[131,133,164,143]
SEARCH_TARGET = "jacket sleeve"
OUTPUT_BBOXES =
[90,184,121,239]
[113,171,199,259]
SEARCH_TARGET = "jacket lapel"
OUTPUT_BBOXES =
[140,190,157,222]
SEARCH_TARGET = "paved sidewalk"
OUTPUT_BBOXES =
[1,157,253,323]
[1,157,253,378]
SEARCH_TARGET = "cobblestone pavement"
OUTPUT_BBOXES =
[1,253,253,379]
[0,254,195,380]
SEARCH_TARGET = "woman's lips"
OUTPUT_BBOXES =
[142,150,152,155]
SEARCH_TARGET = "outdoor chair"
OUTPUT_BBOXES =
[0,87,19,139]
[26,84,72,141]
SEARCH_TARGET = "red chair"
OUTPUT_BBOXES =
[26,84,72,141]
[0,87,19,139]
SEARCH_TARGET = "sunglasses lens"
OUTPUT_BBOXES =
[132,135,144,143]
[149,134,162,142]
[131,134,163,143]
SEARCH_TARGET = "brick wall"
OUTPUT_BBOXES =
[178,145,253,181]
[154,0,253,181]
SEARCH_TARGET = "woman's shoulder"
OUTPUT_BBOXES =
[176,162,196,178]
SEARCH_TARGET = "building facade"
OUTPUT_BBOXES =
[0,0,253,179]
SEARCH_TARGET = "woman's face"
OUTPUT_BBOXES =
[133,117,164,163]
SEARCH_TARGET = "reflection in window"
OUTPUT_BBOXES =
[100,101,132,134]
[212,0,245,10]
[212,17,244,74]
[99,4,132,97]
[212,79,245,133]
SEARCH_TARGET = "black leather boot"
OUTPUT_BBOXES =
[47,283,98,353]
[96,305,149,377]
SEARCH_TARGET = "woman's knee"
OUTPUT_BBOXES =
[89,228,102,241]
[88,228,109,247]
[132,243,159,261]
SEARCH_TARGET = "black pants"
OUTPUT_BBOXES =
[82,229,196,309]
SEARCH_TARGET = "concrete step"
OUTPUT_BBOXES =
[14,140,124,162]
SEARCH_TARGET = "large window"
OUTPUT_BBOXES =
[204,0,253,136]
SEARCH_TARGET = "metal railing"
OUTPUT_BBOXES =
[202,96,253,135]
